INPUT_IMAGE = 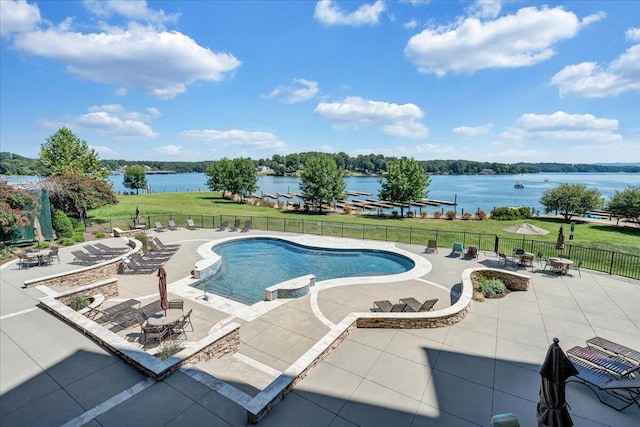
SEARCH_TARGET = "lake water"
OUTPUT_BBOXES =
[5,172,638,215]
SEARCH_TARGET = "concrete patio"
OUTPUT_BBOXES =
[1,228,639,426]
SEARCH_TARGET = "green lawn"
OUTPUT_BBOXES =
[89,192,640,256]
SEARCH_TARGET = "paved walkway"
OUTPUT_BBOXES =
[1,229,639,426]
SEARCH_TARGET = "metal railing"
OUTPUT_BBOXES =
[86,214,640,281]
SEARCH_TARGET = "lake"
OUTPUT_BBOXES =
[5,172,637,215]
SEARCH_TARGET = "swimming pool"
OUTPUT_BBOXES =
[197,237,415,304]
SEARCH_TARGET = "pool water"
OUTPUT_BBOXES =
[197,237,414,304]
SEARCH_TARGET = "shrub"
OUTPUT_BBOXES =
[518,206,532,218]
[134,233,148,248]
[69,296,91,311]
[72,232,85,242]
[391,210,399,218]
[407,211,415,218]
[57,237,75,246]
[33,240,51,249]
[478,277,506,297]
[0,246,20,261]
[92,231,106,238]
[343,205,353,214]
[420,212,427,219]
[475,209,487,220]
[445,210,457,220]
[156,341,184,360]
[490,206,531,220]
[433,211,442,219]
[52,210,74,238]
[462,212,472,220]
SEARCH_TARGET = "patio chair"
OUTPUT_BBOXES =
[218,221,229,231]
[400,297,438,312]
[186,219,198,230]
[18,251,36,269]
[230,218,241,231]
[141,324,169,345]
[168,220,178,230]
[168,299,184,312]
[571,260,583,277]
[535,251,546,267]
[465,246,479,260]
[568,355,640,411]
[425,239,438,254]
[170,309,193,339]
[241,220,252,232]
[154,222,166,232]
[498,252,513,268]
[451,242,464,257]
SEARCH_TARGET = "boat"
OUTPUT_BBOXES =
[514,182,524,189]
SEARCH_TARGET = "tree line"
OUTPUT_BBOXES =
[3,151,640,176]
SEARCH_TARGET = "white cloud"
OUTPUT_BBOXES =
[179,129,286,150]
[452,123,493,137]
[501,111,622,142]
[314,0,384,26]
[550,34,640,98]
[404,19,418,30]
[314,96,429,138]
[0,0,41,37]
[41,104,159,139]
[154,145,183,156]
[467,0,502,19]
[83,0,179,25]
[13,22,241,98]
[90,145,119,157]
[626,27,640,42]
[405,6,603,76]
[266,78,320,103]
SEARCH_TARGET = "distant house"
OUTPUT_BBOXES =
[256,166,269,173]
[479,169,494,175]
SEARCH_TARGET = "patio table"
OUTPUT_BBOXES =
[147,309,182,326]
[25,250,51,266]
[549,257,573,275]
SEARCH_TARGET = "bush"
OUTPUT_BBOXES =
[134,233,148,248]
[57,237,75,246]
[52,210,74,238]
[490,206,531,220]
[407,211,415,218]
[156,341,184,360]
[33,240,51,249]
[475,209,487,220]
[478,277,507,297]
[69,296,91,311]
[445,210,457,220]
[420,212,427,219]
[343,205,353,214]
[92,231,106,238]
[433,211,442,219]
[462,212,472,220]
[0,246,20,261]
[72,232,85,242]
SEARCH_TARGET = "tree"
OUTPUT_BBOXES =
[379,158,430,218]
[205,158,257,201]
[123,165,147,194]
[47,173,118,219]
[540,183,602,221]
[39,127,109,180]
[300,154,345,213]
[608,185,640,228]
[0,181,38,236]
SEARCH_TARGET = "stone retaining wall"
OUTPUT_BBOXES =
[355,304,471,329]
[470,268,531,291]
[55,278,119,306]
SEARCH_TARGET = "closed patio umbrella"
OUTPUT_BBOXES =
[33,217,44,248]
[157,266,169,315]
[556,226,565,251]
[537,338,578,426]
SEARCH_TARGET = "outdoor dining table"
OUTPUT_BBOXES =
[549,257,574,275]
[146,309,182,326]
[25,249,51,266]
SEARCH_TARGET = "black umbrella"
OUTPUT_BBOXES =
[555,226,565,251]
[537,338,578,427]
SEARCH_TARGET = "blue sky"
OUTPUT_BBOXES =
[1,0,639,164]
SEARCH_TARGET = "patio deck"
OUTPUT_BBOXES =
[1,230,638,426]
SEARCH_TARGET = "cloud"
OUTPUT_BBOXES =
[501,111,622,142]
[178,129,286,150]
[90,145,118,157]
[41,104,159,139]
[452,123,493,137]
[13,22,241,98]
[0,0,41,37]
[154,145,184,156]
[83,0,179,25]
[550,32,640,97]
[266,78,320,103]
[315,96,429,138]
[405,6,603,76]
[314,0,384,26]
[467,0,502,19]
[403,19,418,30]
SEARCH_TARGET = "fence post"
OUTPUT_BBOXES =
[609,251,615,275]
[410,228,413,244]
[362,224,365,240]
[283,218,286,233]
[341,222,344,238]
[385,226,388,241]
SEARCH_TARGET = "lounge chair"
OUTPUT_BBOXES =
[151,238,180,251]
[186,219,198,230]
[241,220,252,232]
[148,239,178,254]
[400,297,438,312]
[121,257,161,274]
[230,219,241,231]
[168,220,178,230]
[372,300,393,312]
[568,346,640,377]
[92,243,129,255]
[218,221,229,231]
[140,247,172,261]
[587,337,640,365]
[425,239,438,254]
[465,245,479,260]
[154,222,166,232]
[451,242,464,257]
[83,244,122,257]
[86,298,141,323]
[568,356,640,411]
[71,249,106,264]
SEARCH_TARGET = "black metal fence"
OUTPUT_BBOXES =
[86,214,640,281]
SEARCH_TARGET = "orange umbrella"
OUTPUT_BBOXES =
[157,266,169,315]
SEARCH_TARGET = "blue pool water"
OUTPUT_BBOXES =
[197,237,415,304]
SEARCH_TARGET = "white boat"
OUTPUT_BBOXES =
[514,182,524,189]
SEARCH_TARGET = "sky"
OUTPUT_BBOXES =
[1,0,639,164]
